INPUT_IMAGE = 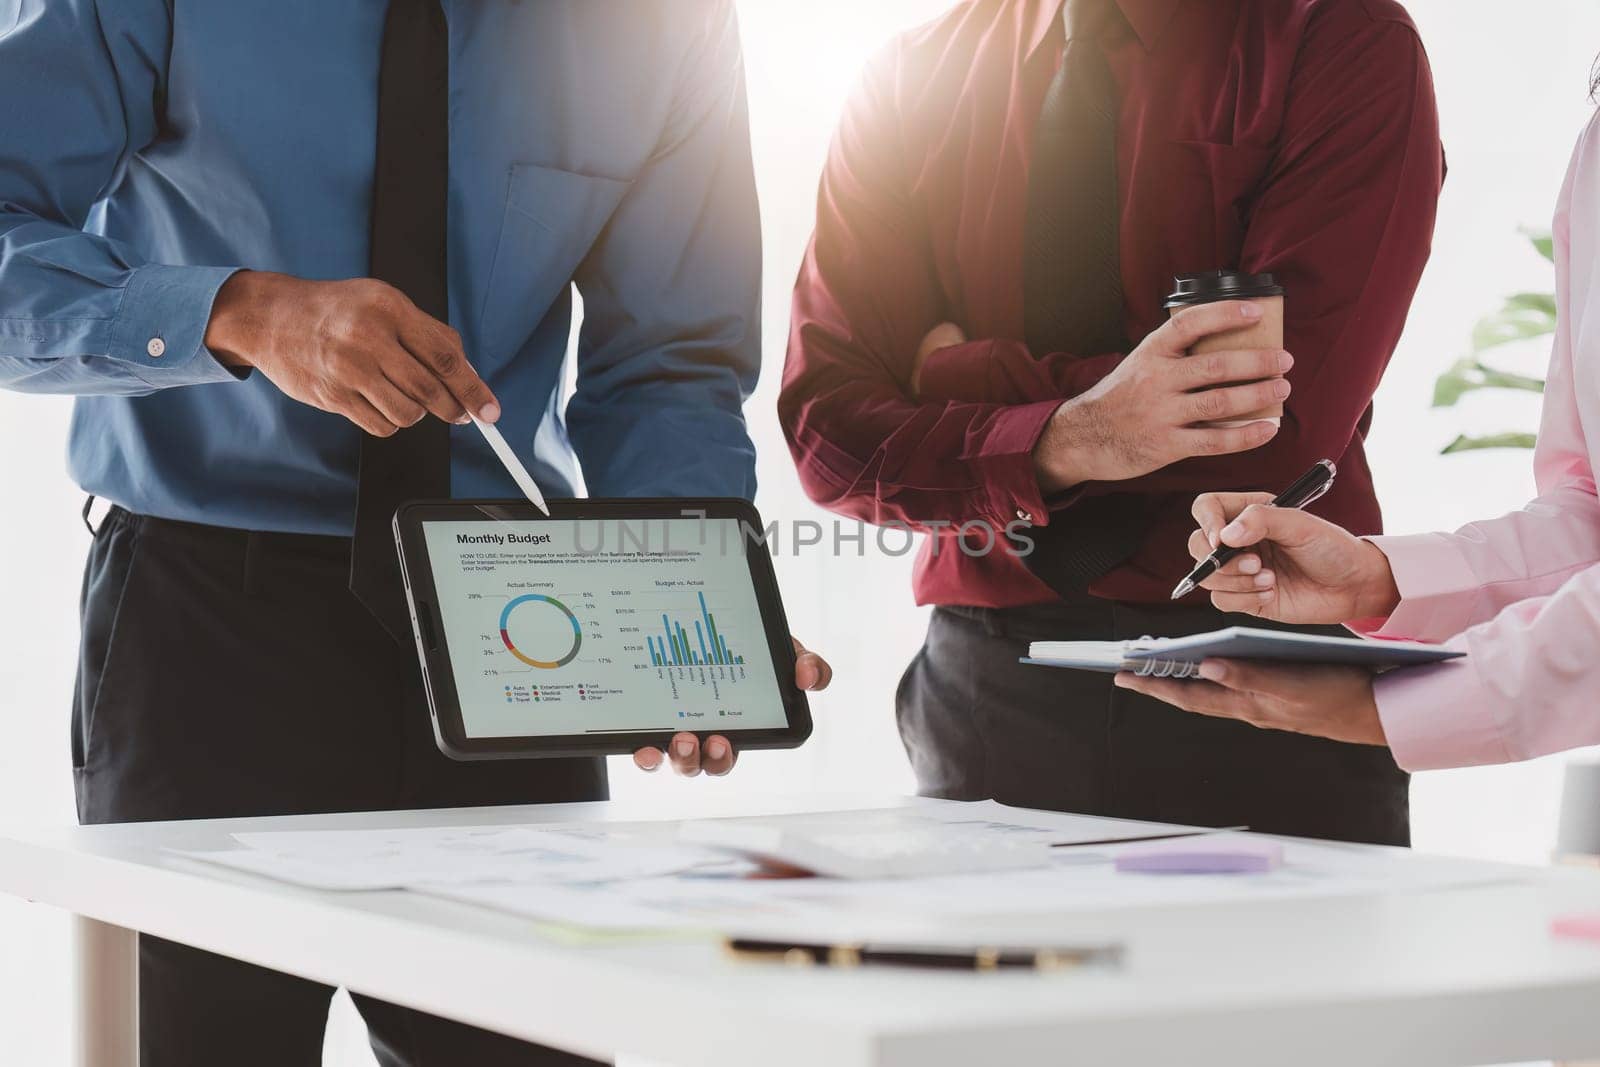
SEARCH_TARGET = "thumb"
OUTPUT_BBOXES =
[1193,491,1274,550]
[1218,503,1329,551]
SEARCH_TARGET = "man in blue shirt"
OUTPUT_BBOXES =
[0,2,830,1064]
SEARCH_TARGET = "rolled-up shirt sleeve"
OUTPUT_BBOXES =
[779,47,1057,532]
[0,0,241,396]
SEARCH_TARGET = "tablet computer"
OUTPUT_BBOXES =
[392,499,812,760]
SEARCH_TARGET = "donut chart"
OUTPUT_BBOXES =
[499,594,582,669]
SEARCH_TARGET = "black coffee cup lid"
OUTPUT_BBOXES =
[1164,269,1284,308]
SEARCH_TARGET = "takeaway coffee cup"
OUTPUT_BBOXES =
[1163,270,1286,427]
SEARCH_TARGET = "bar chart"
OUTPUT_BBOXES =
[646,591,747,669]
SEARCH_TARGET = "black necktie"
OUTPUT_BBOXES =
[349,0,453,644]
[1020,0,1152,596]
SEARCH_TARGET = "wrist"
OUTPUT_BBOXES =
[1033,399,1099,494]
[203,270,272,368]
[1353,540,1403,620]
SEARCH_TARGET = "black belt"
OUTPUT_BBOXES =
[86,500,352,566]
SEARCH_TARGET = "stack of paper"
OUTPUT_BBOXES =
[170,801,1526,942]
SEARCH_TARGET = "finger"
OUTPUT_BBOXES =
[399,314,500,423]
[1191,492,1276,549]
[1210,589,1276,616]
[918,322,968,358]
[1199,571,1269,595]
[1159,300,1263,355]
[1114,673,1257,722]
[791,637,834,692]
[633,748,664,773]
[1218,502,1329,551]
[1182,378,1292,426]
[1187,528,1214,561]
[1180,348,1293,389]
[384,355,469,426]
[666,732,702,777]
[1180,421,1279,458]
[796,651,832,691]
[341,395,400,438]
[1196,658,1296,698]
[1213,553,1264,577]
[702,736,738,777]
[361,374,429,430]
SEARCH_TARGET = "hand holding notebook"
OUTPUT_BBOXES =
[1024,627,1463,679]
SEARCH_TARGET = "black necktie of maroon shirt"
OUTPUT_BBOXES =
[1021,0,1152,596]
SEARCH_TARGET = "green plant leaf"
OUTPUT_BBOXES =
[1441,432,1538,454]
[1432,359,1479,408]
[1471,299,1558,353]
[1503,291,1558,317]
[1432,358,1547,408]
[1521,225,1555,263]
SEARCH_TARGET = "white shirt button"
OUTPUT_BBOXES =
[146,337,166,358]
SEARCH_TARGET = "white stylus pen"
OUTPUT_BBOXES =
[469,413,549,515]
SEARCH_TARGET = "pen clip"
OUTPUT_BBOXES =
[1300,478,1334,509]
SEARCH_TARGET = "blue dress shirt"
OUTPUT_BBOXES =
[0,0,761,534]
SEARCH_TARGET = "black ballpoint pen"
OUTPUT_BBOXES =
[1170,459,1338,601]
[725,937,1125,972]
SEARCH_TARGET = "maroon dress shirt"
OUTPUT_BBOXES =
[780,0,1444,607]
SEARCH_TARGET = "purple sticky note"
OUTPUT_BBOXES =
[1115,838,1284,875]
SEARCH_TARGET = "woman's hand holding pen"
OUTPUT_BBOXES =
[1186,493,1402,624]
[1118,488,1395,747]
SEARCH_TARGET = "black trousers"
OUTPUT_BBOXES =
[73,507,608,1067]
[898,601,1410,846]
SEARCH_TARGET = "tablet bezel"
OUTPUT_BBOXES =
[393,498,813,760]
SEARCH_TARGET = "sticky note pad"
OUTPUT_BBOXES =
[1553,915,1600,943]
[1115,838,1284,875]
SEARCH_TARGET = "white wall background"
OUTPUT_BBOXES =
[1,2,1597,1063]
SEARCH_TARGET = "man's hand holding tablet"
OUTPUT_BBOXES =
[633,637,832,777]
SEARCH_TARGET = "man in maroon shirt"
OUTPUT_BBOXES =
[780,0,1443,844]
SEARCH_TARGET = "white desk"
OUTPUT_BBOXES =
[4,793,1600,1067]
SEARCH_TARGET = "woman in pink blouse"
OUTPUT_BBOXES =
[1120,109,1600,772]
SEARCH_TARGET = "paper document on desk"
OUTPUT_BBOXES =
[172,801,1209,893]
[671,800,1206,847]
[416,834,1524,939]
[173,824,723,891]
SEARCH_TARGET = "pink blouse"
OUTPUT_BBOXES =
[1354,114,1600,771]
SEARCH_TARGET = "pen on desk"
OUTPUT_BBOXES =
[470,413,550,515]
[1170,459,1337,601]
[724,938,1124,972]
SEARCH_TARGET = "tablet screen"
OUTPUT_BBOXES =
[419,517,790,740]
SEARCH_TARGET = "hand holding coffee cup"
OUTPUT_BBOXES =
[1164,270,1288,428]
[1033,299,1289,493]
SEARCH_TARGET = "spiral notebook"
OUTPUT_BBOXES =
[1023,626,1464,679]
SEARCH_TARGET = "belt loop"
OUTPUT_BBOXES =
[979,607,1007,639]
[242,531,264,596]
[81,495,106,537]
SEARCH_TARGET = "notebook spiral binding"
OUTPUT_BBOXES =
[1128,637,1203,679]
[1132,659,1203,679]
